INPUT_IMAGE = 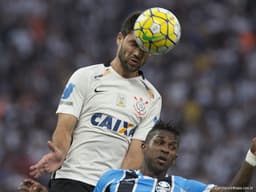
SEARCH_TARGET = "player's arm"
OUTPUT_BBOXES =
[52,113,77,158]
[121,139,144,170]
[211,137,256,192]
[122,88,162,170]
[30,68,88,178]
[30,113,77,178]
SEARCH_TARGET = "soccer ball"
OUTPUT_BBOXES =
[134,7,181,55]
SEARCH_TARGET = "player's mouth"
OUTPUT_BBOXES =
[157,156,168,164]
[129,57,140,66]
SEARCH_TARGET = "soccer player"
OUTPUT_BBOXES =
[21,121,256,192]
[94,121,256,192]
[29,10,162,192]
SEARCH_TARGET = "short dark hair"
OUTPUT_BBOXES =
[120,11,142,36]
[145,120,180,144]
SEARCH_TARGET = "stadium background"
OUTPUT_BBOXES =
[0,0,255,191]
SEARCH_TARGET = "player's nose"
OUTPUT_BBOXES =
[160,144,170,154]
[134,46,147,57]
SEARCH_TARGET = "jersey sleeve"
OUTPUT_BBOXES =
[185,179,215,192]
[132,95,162,141]
[56,67,92,119]
[94,169,123,192]
[173,176,215,192]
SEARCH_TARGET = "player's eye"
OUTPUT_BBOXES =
[154,139,163,145]
[130,41,139,48]
[168,143,177,150]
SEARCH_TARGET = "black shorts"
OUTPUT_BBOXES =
[48,178,95,192]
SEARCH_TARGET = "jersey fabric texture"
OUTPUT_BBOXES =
[94,169,215,192]
[54,64,162,186]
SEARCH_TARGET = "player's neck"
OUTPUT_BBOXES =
[110,58,139,78]
[140,165,167,178]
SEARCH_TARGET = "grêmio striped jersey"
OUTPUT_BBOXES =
[94,169,215,192]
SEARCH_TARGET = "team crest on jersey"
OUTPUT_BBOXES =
[133,97,148,116]
[156,181,171,192]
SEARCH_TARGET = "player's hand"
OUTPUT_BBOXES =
[250,137,256,154]
[18,178,48,192]
[29,141,64,178]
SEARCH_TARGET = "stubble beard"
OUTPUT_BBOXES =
[118,46,141,73]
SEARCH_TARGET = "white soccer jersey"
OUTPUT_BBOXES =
[54,64,162,186]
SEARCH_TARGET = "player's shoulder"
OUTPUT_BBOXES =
[141,78,162,99]
[172,175,215,191]
[75,63,107,74]
[101,169,127,179]
[70,64,110,81]
[173,175,187,183]
[171,175,190,191]
[104,168,124,174]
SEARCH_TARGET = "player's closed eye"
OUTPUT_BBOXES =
[168,144,177,151]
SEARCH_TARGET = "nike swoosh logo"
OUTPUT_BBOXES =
[94,88,105,93]
[142,32,163,41]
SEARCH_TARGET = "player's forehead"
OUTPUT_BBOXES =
[124,33,136,41]
[151,130,178,142]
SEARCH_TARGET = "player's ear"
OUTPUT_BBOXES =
[117,32,124,45]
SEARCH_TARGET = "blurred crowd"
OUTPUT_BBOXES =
[0,0,255,191]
